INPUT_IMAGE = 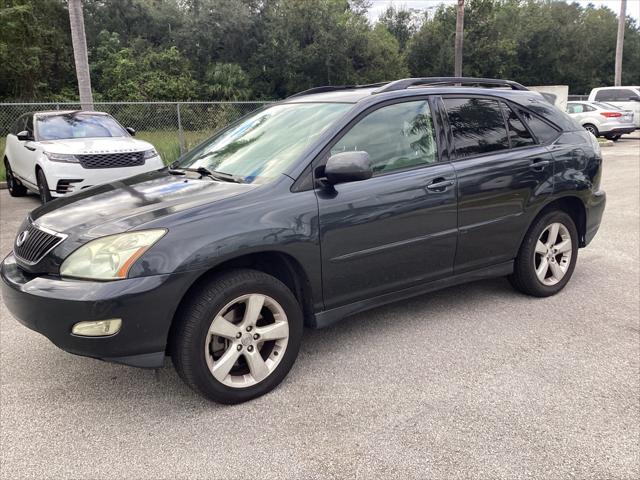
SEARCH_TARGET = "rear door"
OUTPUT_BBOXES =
[441,96,556,273]
[316,98,458,309]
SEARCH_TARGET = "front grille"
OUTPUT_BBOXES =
[76,151,146,169]
[14,224,65,264]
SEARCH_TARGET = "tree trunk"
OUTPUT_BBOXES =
[68,0,93,109]
[614,0,626,86]
[454,0,465,77]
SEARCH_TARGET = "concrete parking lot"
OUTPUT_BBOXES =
[1,135,638,479]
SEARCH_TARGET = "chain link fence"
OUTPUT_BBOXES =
[0,101,271,170]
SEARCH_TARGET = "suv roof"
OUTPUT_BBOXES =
[285,77,529,103]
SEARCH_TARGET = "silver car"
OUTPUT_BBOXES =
[566,101,635,141]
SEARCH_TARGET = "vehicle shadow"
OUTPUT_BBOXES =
[26,275,516,410]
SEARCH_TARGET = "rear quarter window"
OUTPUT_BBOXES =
[514,107,560,144]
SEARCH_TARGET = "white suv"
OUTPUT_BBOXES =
[588,86,640,128]
[3,110,164,203]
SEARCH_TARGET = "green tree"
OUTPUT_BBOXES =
[0,0,75,100]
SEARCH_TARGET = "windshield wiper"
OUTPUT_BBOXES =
[170,166,244,184]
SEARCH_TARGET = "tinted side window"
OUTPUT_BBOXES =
[443,97,509,158]
[11,115,27,135]
[501,103,535,148]
[596,89,638,101]
[331,100,437,176]
[26,115,34,136]
[516,107,560,144]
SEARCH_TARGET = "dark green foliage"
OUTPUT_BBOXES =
[1,0,639,101]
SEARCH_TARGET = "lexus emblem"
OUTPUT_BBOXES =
[16,230,29,247]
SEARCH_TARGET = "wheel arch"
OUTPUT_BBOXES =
[166,250,316,354]
[519,196,587,254]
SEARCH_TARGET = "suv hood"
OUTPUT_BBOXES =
[31,170,259,237]
[38,137,154,154]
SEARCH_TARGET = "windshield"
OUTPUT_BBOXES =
[37,113,128,140]
[175,102,351,184]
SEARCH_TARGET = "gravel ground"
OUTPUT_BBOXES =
[1,134,638,479]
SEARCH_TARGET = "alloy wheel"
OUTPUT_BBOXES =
[204,294,289,388]
[533,222,572,286]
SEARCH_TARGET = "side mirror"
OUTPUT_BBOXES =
[629,97,640,102]
[324,151,372,185]
[16,130,33,142]
[126,127,136,136]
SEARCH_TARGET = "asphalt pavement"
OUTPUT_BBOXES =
[1,134,638,479]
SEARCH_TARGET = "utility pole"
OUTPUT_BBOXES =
[614,0,626,86]
[454,0,465,77]
[68,0,94,110]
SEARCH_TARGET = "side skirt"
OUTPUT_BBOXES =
[311,261,514,329]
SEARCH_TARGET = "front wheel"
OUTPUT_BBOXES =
[36,168,52,204]
[583,124,599,137]
[171,269,303,404]
[509,211,578,297]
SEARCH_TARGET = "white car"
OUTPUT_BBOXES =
[3,110,164,203]
[588,86,640,129]
[566,101,636,140]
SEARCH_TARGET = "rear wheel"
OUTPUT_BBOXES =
[583,123,599,137]
[509,211,578,297]
[4,159,27,197]
[171,269,303,404]
[36,168,52,204]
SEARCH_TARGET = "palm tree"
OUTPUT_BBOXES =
[454,0,465,77]
[68,0,93,109]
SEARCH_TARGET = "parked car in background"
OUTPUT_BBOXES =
[588,86,640,129]
[3,111,164,203]
[566,101,635,140]
[1,77,606,404]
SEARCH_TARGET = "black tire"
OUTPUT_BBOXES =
[4,159,27,197]
[583,124,599,137]
[171,269,303,404]
[36,168,52,204]
[611,135,621,141]
[509,210,579,297]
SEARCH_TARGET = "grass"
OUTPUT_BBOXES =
[0,130,211,183]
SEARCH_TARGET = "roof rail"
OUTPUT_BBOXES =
[287,82,389,98]
[373,77,528,94]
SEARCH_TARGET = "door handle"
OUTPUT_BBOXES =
[426,178,455,192]
[530,159,550,170]
[23,144,36,151]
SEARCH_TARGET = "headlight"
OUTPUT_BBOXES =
[45,152,79,163]
[142,148,159,160]
[60,229,166,280]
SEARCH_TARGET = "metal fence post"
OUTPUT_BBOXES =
[177,102,186,155]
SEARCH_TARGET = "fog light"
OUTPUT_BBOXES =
[72,319,122,337]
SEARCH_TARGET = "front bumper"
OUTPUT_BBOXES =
[1,253,197,368]
[44,156,165,197]
[584,189,606,246]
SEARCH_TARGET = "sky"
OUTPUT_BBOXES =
[367,0,640,21]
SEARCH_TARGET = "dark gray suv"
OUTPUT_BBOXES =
[1,78,606,403]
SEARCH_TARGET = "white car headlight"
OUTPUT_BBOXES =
[142,148,159,160]
[45,152,79,163]
[60,229,167,280]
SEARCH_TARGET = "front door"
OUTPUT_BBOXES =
[316,99,458,310]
